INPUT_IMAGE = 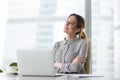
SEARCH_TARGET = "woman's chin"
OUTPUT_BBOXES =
[64,31,67,34]
[64,29,67,33]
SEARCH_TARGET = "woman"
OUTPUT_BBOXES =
[54,13,88,74]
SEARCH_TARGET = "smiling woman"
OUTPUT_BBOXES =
[1,0,85,73]
[54,13,89,74]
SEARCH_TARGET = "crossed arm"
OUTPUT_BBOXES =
[54,39,88,72]
[54,56,84,72]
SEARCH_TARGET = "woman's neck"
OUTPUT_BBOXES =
[65,35,75,41]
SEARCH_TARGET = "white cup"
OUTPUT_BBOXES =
[7,66,18,73]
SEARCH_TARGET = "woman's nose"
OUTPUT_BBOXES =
[65,23,68,28]
[65,24,68,28]
[65,22,69,26]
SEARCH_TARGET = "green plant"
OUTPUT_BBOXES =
[0,69,3,73]
[9,62,18,67]
[8,62,18,75]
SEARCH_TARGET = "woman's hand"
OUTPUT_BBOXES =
[54,56,84,68]
[72,56,84,63]
[54,62,62,68]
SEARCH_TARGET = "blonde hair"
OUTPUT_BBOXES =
[68,13,87,39]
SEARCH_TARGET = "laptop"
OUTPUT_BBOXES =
[17,49,62,77]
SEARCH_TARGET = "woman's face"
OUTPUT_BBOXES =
[64,16,80,36]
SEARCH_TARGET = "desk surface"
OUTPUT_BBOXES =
[0,73,119,80]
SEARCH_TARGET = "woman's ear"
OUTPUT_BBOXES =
[76,28,81,33]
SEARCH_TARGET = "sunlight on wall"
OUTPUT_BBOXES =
[0,0,9,68]
[114,0,120,79]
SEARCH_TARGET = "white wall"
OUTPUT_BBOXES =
[0,0,9,68]
[114,0,120,79]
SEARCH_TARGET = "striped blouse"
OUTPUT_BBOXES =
[54,37,88,73]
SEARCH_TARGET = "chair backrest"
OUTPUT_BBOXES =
[84,37,91,74]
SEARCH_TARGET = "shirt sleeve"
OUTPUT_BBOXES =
[53,41,61,55]
[53,42,60,61]
[54,42,61,72]
[53,42,57,53]
[60,62,83,72]
[60,40,88,72]
[78,40,88,58]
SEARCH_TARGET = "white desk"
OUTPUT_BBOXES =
[0,73,118,80]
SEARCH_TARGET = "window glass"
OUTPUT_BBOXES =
[92,0,114,75]
[2,0,85,70]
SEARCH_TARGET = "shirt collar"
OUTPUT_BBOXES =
[64,36,78,45]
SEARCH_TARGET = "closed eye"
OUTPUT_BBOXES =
[70,23,74,25]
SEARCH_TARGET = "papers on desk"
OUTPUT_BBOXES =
[67,74,104,78]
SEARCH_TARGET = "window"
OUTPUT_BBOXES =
[1,0,85,71]
[92,0,114,75]
[1,0,119,76]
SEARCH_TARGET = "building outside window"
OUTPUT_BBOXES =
[0,0,119,76]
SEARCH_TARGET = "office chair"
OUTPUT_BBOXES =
[84,37,91,74]
[77,37,91,74]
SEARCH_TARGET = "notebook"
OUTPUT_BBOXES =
[17,49,62,77]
